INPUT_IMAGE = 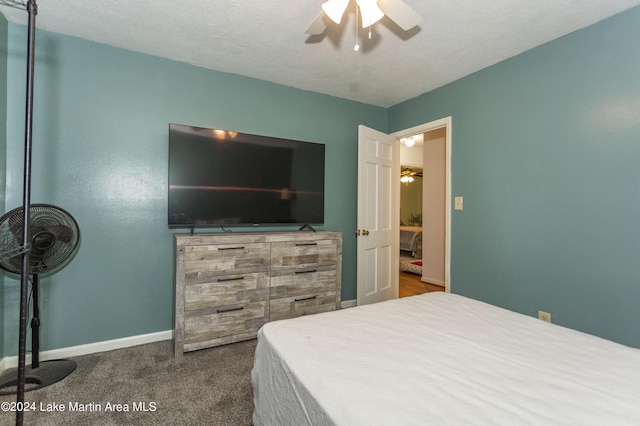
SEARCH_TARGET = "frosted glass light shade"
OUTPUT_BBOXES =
[322,0,350,24]
[356,0,384,27]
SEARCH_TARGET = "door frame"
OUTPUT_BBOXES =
[392,116,452,292]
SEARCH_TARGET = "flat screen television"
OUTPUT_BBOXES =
[168,123,325,228]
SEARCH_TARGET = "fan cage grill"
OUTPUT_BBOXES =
[0,204,80,275]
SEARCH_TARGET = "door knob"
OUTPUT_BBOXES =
[362,229,370,236]
[355,229,361,237]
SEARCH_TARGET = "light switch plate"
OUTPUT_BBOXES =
[454,196,463,211]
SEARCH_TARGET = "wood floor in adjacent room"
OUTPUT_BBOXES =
[399,271,445,298]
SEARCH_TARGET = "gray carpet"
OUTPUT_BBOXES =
[0,339,256,425]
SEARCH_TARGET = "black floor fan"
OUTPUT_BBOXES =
[0,204,81,397]
[0,1,80,425]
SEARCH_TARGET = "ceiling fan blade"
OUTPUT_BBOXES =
[378,0,422,31]
[306,12,327,35]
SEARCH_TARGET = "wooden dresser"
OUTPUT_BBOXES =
[173,231,342,357]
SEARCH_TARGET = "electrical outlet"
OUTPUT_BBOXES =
[538,310,551,323]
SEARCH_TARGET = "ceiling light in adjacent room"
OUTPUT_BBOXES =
[402,136,415,147]
[401,167,421,183]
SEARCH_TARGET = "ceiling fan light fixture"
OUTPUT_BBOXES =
[322,0,350,24]
[356,0,384,27]
[306,0,422,38]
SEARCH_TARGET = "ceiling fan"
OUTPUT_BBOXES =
[306,0,422,36]
[401,166,422,183]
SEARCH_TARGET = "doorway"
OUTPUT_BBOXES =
[392,117,451,293]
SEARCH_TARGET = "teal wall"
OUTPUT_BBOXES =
[1,24,385,356]
[400,177,422,226]
[0,13,7,360]
[389,6,640,348]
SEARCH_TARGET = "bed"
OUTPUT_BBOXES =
[252,292,640,425]
[399,225,422,256]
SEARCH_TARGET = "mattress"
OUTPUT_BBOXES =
[252,292,640,425]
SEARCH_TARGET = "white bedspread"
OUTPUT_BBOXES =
[252,292,640,425]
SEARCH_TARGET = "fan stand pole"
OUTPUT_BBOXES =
[0,274,77,397]
[14,1,38,424]
[27,274,79,384]
[30,274,40,368]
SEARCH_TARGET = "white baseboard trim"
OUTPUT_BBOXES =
[421,276,445,287]
[341,299,357,309]
[1,330,172,371]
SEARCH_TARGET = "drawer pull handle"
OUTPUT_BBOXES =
[294,295,317,302]
[217,276,245,282]
[295,269,317,275]
[219,246,245,251]
[216,306,244,314]
[295,243,318,246]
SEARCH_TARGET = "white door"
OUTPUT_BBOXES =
[356,125,399,305]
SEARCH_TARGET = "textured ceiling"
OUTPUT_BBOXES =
[2,0,640,107]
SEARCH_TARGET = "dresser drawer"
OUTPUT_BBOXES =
[269,291,336,321]
[183,299,268,350]
[184,243,269,276]
[271,240,337,269]
[269,265,337,321]
[185,272,269,311]
[269,265,337,298]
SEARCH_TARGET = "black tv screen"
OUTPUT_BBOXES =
[168,124,325,228]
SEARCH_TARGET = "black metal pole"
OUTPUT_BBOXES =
[16,1,37,425]
[30,274,40,368]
